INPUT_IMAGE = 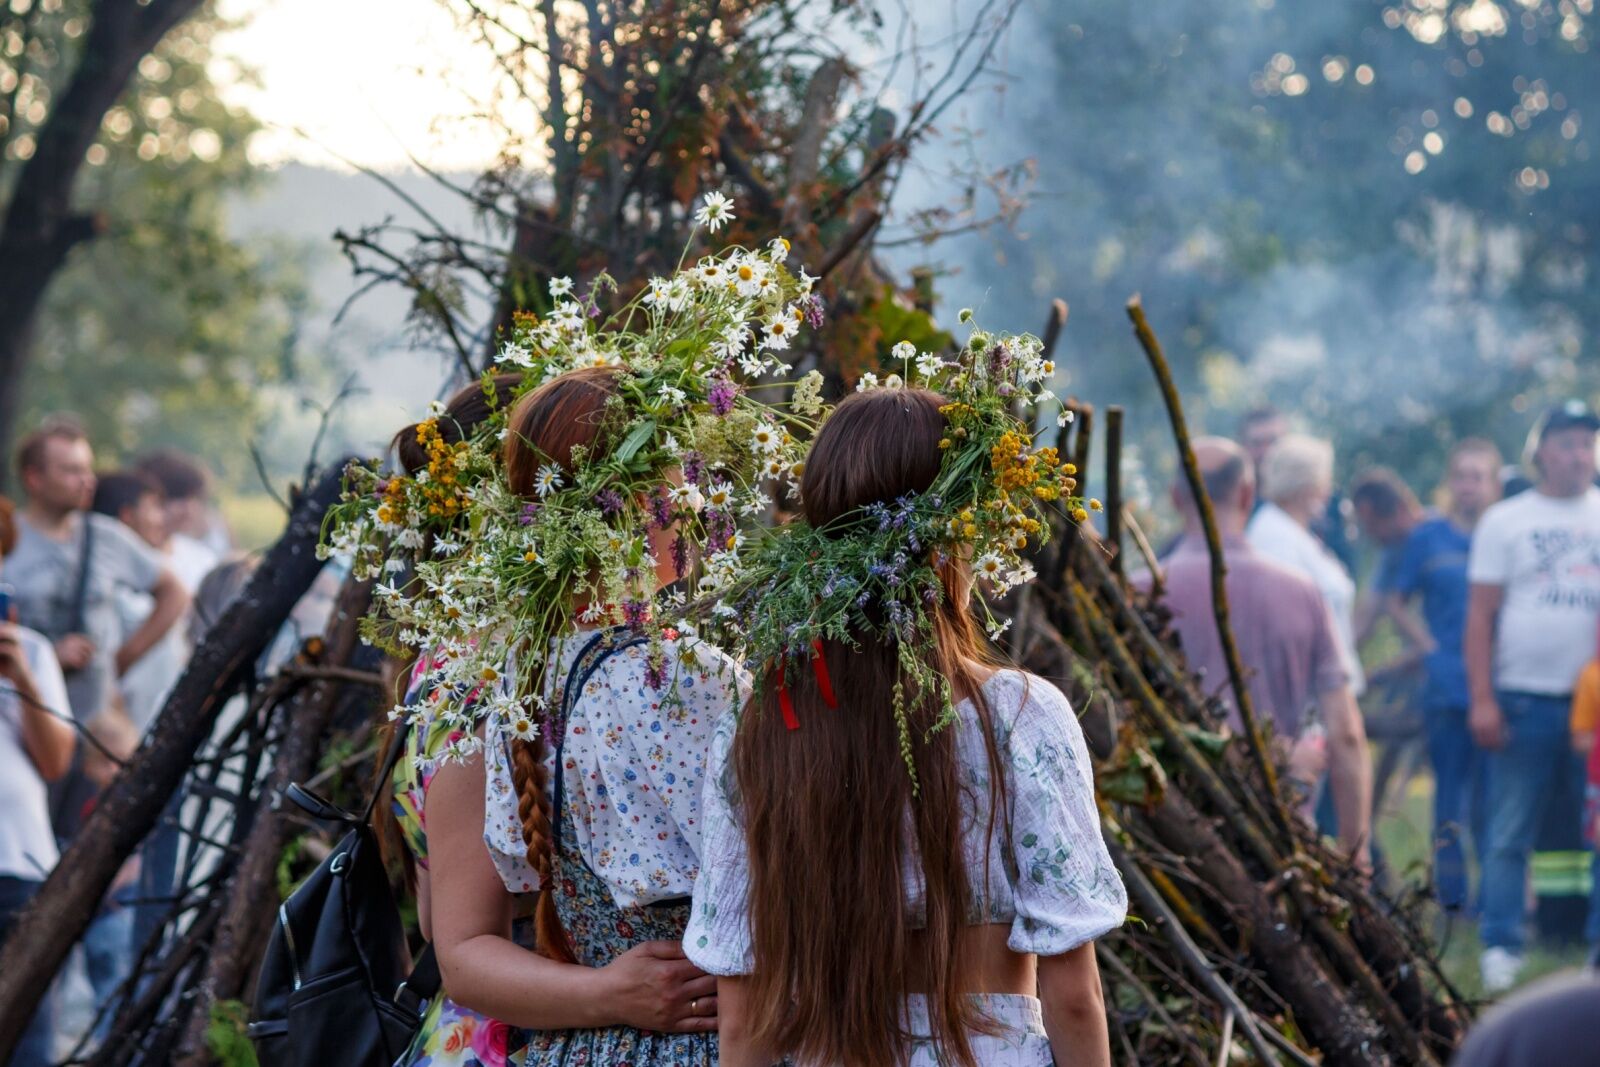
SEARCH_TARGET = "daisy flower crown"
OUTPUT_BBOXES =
[695,316,1096,787]
[322,219,824,761]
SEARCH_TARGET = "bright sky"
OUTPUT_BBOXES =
[214,0,507,171]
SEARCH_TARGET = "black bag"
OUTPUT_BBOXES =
[249,722,440,1067]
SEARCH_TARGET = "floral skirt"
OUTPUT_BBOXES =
[397,918,535,1067]
[520,837,716,1066]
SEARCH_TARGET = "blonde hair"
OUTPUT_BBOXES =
[1260,433,1334,506]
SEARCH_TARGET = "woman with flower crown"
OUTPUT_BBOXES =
[685,333,1128,1066]
[421,365,754,1065]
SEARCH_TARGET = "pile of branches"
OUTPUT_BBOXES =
[1002,301,1470,1066]
[0,316,1472,1067]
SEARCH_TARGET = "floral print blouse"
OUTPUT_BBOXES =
[483,629,750,907]
[686,669,1128,974]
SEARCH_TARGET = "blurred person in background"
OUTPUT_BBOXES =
[0,497,76,1066]
[7,417,189,728]
[91,470,197,967]
[1350,467,1431,650]
[1379,440,1502,915]
[91,471,190,734]
[1249,433,1366,699]
[6,417,188,1030]
[1467,401,1600,992]
[1449,962,1600,1067]
[134,448,226,583]
[1240,406,1357,572]
[1141,437,1372,864]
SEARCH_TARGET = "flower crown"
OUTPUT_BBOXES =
[694,314,1095,787]
[322,225,822,757]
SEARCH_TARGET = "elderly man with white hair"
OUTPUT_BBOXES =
[1247,433,1365,698]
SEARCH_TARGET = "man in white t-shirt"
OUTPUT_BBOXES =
[1467,400,1600,992]
[0,501,78,1066]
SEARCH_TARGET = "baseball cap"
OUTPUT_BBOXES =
[1535,399,1600,443]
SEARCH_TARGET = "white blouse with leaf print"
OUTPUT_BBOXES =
[686,668,1128,974]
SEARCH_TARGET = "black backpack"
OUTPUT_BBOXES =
[249,722,439,1066]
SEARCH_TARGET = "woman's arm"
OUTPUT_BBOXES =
[713,975,775,1067]
[426,747,717,1032]
[1038,944,1110,1067]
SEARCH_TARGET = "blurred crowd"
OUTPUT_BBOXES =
[0,415,241,1064]
[4,396,1600,1062]
[1141,399,1600,1001]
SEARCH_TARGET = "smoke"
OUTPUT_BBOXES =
[886,0,1598,503]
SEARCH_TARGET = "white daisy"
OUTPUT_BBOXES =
[761,314,794,351]
[750,424,781,454]
[975,553,1005,580]
[695,190,736,232]
[548,275,574,298]
[856,372,879,392]
[892,340,916,362]
[534,464,564,498]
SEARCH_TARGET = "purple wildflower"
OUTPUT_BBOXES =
[683,451,706,485]
[623,599,650,629]
[594,488,625,516]
[708,378,739,417]
[650,489,673,528]
[644,648,667,690]
[519,502,541,525]
[671,534,689,579]
[587,301,602,319]
[802,294,826,329]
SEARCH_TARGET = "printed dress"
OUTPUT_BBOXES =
[393,656,534,1067]
[687,669,1129,1066]
[482,627,748,1066]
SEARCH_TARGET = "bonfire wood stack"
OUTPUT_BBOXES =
[0,305,1472,1065]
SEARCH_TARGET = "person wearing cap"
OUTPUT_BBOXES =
[1467,399,1600,993]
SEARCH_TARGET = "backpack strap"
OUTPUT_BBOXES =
[362,714,415,826]
[548,628,648,853]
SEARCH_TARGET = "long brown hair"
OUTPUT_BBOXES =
[501,365,623,962]
[732,387,1008,1067]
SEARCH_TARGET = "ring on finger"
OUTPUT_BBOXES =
[691,998,699,1015]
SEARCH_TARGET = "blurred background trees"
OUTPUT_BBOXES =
[0,1,308,490]
[1,0,1598,544]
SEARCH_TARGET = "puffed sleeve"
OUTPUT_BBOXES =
[1002,675,1128,955]
[482,716,544,895]
[685,706,755,975]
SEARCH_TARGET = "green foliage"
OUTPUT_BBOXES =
[204,999,259,1067]
[9,6,315,483]
[937,1,1600,498]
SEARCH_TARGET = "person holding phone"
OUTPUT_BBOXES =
[0,495,78,1065]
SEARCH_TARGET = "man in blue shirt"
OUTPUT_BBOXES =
[1383,438,1502,913]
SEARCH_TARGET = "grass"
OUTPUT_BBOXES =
[1373,756,1592,1001]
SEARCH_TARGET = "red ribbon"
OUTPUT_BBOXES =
[810,639,838,709]
[774,641,838,731]
[777,680,800,730]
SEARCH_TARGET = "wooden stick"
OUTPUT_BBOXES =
[1095,943,1211,1067]
[176,577,376,1064]
[1108,838,1283,1067]
[0,462,352,1059]
[1040,298,1069,362]
[1125,296,1294,838]
[1123,506,1164,596]
[1106,405,1125,580]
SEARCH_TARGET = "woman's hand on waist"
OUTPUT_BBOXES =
[598,939,718,1033]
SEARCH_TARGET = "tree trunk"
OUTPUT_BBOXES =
[173,576,376,1065]
[0,0,204,465]
[0,462,349,1061]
